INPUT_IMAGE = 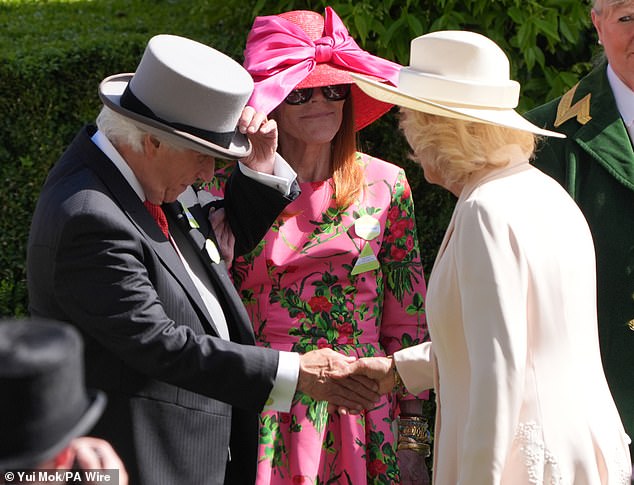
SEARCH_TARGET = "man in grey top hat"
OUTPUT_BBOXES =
[0,318,128,485]
[26,35,379,485]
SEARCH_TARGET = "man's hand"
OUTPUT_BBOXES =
[238,106,277,174]
[297,348,381,413]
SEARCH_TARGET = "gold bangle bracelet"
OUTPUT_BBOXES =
[397,416,431,445]
[397,441,431,456]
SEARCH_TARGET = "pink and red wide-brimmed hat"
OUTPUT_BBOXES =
[243,7,400,131]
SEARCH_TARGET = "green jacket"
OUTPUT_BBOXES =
[525,60,634,446]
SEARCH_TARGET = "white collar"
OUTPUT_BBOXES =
[91,130,147,201]
[607,64,634,127]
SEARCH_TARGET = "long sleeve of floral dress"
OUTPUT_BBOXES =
[205,153,428,485]
[377,168,428,356]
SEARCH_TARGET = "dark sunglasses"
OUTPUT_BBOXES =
[284,84,351,105]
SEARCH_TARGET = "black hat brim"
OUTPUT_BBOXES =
[0,390,106,470]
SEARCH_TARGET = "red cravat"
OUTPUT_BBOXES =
[143,201,169,238]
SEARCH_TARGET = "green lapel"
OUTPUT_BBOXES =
[557,62,634,192]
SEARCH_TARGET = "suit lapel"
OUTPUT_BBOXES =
[434,159,532,274]
[167,190,256,344]
[79,130,220,335]
[565,65,634,191]
[81,130,255,343]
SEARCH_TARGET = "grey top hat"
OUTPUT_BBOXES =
[99,34,254,159]
[0,319,106,470]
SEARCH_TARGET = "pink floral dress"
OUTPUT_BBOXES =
[208,153,428,484]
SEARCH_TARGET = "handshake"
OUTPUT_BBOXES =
[296,348,400,414]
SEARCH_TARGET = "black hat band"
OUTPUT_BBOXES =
[120,85,236,149]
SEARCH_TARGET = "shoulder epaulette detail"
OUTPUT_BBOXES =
[554,83,592,127]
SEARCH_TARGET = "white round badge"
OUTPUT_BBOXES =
[354,215,381,241]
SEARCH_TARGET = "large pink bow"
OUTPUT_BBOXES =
[244,7,400,114]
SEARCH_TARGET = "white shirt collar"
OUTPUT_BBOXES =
[91,130,147,201]
[607,64,634,127]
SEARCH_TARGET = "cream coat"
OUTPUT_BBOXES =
[394,150,631,484]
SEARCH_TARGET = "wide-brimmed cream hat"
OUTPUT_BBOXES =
[99,34,254,159]
[351,31,564,138]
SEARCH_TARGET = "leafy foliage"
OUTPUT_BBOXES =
[0,0,231,317]
[196,0,598,110]
[0,0,600,323]
[0,2,601,480]
[192,0,600,284]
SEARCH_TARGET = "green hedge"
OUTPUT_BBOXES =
[0,0,236,316]
[0,0,596,317]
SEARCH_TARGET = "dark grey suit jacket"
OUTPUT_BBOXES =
[27,126,298,484]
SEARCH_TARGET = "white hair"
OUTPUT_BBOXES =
[96,106,187,154]
[399,108,535,188]
[96,106,146,152]
[593,0,631,13]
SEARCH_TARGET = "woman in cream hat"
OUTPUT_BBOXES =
[207,7,431,485]
[351,30,632,484]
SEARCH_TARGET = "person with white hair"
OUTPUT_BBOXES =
[348,30,632,484]
[26,34,380,485]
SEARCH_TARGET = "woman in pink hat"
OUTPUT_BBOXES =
[207,7,430,485]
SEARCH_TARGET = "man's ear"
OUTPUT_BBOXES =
[143,134,161,155]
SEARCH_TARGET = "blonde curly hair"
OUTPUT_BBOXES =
[399,109,536,188]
